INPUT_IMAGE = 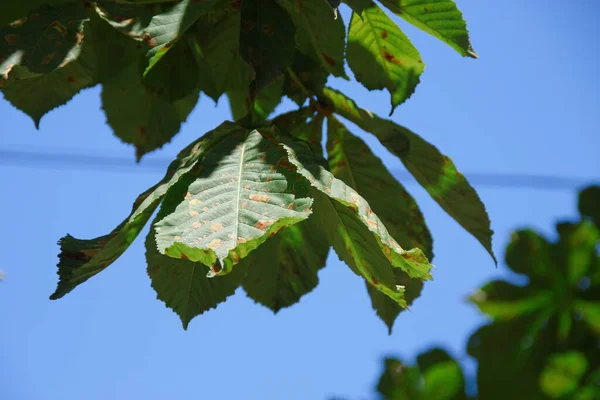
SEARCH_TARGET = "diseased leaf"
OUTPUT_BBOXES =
[323,87,496,263]
[1,63,93,128]
[280,0,348,78]
[242,216,329,312]
[228,76,284,122]
[146,174,246,330]
[327,115,430,331]
[143,0,219,75]
[239,0,296,91]
[102,61,187,160]
[192,9,254,102]
[95,1,155,38]
[143,35,201,102]
[50,121,240,300]
[155,128,313,275]
[283,50,328,106]
[347,3,424,114]
[1,1,74,29]
[0,2,89,76]
[279,134,433,309]
[378,0,477,58]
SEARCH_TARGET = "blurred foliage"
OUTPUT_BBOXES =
[339,186,600,400]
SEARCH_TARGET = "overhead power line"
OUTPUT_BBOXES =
[0,149,596,190]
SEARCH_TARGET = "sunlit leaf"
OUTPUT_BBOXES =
[155,128,313,274]
[327,115,430,331]
[378,0,477,57]
[143,0,219,75]
[146,174,246,330]
[323,87,496,263]
[51,121,240,300]
[279,134,433,308]
[347,3,423,114]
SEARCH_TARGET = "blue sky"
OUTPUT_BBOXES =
[1,1,599,399]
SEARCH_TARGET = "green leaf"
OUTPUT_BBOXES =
[378,0,477,58]
[1,11,146,127]
[323,87,496,263]
[573,300,600,335]
[50,121,241,300]
[469,280,553,320]
[279,134,433,308]
[377,358,422,399]
[143,0,218,75]
[1,63,93,128]
[557,221,599,286]
[280,0,348,78]
[95,1,155,38]
[327,115,431,330]
[1,1,74,29]
[239,0,296,91]
[0,2,89,76]
[347,3,424,114]
[155,128,314,275]
[241,216,329,312]
[146,174,246,330]
[367,270,423,332]
[540,352,588,399]
[417,348,468,400]
[283,50,329,106]
[422,361,465,400]
[468,315,558,400]
[579,186,600,228]
[227,76,284,122]
[344,0,372,15]
[192,10,254,102]
[101,60,192,160]
[505,230,555,282]
[143,35,201,102]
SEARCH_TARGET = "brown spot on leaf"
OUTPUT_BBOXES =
[185,192,193,199]
[254,219,274,230]
[322,52,336,67]
[237,237,247,244]
[190,210,200,217]
[210,223,224,232]
[380,31,388,39]
[50,21,67,35]
[189,199,202,206]
[249,193,269,203]
[42,52,59,64]
[5,34,19,45]
[208,239,223,249]
[192,221,203,228]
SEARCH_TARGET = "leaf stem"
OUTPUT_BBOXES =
[286,68,331,116]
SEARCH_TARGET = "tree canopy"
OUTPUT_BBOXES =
[1,0,494,330]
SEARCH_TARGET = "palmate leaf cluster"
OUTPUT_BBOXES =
[349,187,600,400]
[1,0,494,329]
